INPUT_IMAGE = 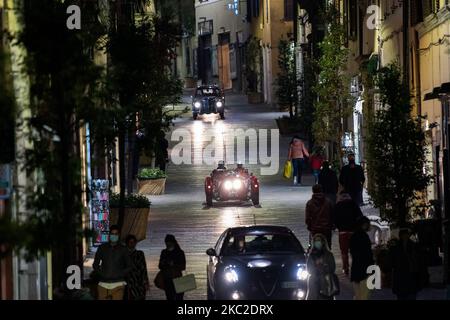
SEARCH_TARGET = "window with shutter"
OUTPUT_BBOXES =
[349,0,357,39]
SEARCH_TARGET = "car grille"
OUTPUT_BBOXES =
[201,98,216,113]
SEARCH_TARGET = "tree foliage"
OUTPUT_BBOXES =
[312,8,353,162]
[0,0,182,283]
[244,36,261,93]
[275,39,298,118]
[0,1,105,277]
[366,63,432,227]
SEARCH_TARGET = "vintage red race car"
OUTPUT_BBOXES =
[204,166,260,207]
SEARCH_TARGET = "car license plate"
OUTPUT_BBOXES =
[281,281,300,289]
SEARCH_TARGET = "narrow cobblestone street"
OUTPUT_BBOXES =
[83,94,446,300]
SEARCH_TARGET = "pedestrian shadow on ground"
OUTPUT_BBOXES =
[201,201,262,209]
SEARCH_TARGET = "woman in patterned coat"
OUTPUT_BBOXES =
[125,235,149,300]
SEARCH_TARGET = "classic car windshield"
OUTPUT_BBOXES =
[196,88,220,96]
[222,233,304,256]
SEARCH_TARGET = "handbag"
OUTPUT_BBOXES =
[319,273,340,297]
[153,271,165,290]
[173,274,197,294]
[283,160,293,179]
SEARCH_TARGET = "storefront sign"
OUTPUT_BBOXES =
[91,180,110,246]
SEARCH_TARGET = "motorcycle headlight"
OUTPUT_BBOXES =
[224,267,239,283]
[232,179,242,189]
[297,265,309,281]
[194,102,201,108]
[216,101,223,107]
[224,180,233,190]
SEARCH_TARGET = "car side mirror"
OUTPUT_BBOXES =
[206,248,217,256]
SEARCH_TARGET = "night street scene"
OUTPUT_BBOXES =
[2,0,450,310]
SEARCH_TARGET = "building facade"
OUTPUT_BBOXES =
[247,0,295,105]
[195,0,250,91]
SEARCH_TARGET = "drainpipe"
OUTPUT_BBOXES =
[402,0,410,90]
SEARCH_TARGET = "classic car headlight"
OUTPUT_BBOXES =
[297,265,309,281]
[216,101,223,107]
[224,180,233,190]
[194,101,201,108]
[232,179,242,189]
[224,267,239,283]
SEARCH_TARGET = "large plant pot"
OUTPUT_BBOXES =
[138,178,166,195]
[184,77,196,89]
[247,92,263,104]
[110,207,150,242]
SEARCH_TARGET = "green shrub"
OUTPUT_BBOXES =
[137,168,167,179]
[109,193,151,208]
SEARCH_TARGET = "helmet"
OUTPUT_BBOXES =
[218,161,225,169]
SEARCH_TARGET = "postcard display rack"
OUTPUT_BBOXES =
[91,180,110,246]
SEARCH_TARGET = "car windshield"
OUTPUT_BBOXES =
[196,88,219,96]
[222,232,304,256]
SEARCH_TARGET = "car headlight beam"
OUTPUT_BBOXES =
[224,180,233,190]
[216,101,223,107]
[224,268,239,283]
[297,266,309,281]
[194,102,201,109]
[232,179,242,190]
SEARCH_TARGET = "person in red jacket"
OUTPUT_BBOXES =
[305,184,334,249]
[310,149,324,184]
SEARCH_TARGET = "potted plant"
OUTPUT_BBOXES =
[137,167,167,195]
[109,193,151,242]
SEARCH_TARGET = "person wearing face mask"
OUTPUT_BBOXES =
[158,234,186,300]
[305,184,334,249]
[349,216,374,300]
[306,234,337,300]
[93,225,132,300]
[125,235,149,300]
[339,153,365,206]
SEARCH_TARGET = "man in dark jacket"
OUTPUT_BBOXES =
[318,161,339,204]
[390,228,429,300]
[339,153,365,206]
[93,225,132,300]
[349,216,374,300]
[156,130,169,172]
[334,192,363,276]
[306,184,334,249]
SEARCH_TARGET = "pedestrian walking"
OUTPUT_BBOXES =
[310,148,324,184]
[334,192,363,276]
[288,136,309,185]
[125,235,149,300]
[93,225,132,300]
[389,228,429,300]
[156,130,169,172]
[318,161,339,204]
[305,184,334,249]
[339,153,365,206]
[349,216,374,300]
[306,233,338,300]
[158,234,186,300]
